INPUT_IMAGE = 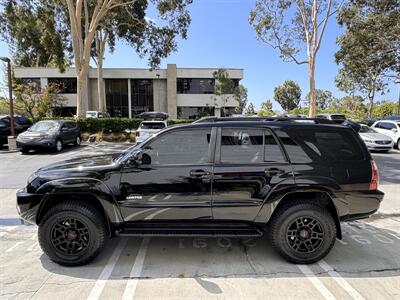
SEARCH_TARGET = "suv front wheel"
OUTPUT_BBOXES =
[269,202,336,264]
[38,201,106,266]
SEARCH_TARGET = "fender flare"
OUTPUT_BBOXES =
[36,177,123,226]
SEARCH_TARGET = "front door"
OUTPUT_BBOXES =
[119,127,215,221]
[212,126,293,221]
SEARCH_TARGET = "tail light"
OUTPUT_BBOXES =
[135,131,140,137]
[370,160,379,190]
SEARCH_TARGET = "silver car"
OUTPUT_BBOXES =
[359,124,393,152]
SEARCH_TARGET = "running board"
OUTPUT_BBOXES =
[116,223,263,237]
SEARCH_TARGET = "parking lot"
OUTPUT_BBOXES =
[1,144,399,300]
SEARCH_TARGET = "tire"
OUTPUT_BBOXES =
[396,139,400,150]
[74,135,81,146]
[268,201,336,264]
[54,139,63,152]
[20,147,30,154]
[38,201,106,266]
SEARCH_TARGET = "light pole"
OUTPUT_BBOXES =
[0,57,16,150]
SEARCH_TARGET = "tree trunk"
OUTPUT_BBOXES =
[76,70,89,117]
[308,58,317,118]
[97,58,106,112]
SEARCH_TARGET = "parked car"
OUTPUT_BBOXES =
[85,111,110,118]
[371,120,400,149]
[383,116,400,121]
[135,112,169,143]
[17,118,383,266]
[0,115,25,146]
[316,113,347,124]
[16,120,81,153]
[359,124,393,152]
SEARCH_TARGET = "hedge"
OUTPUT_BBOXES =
[42,117,193,133]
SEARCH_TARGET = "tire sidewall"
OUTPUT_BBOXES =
[55,139,63,152]
[75,136,81,146]
[273,206,336,263]
[39,210,102,265]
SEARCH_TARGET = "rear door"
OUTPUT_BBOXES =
[211,126,294,221]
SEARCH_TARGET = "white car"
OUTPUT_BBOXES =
[135,120,168,143]
[85,111,110,118]
[359,125,393,152]
[371,120,400,149]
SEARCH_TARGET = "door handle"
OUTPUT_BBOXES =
[190,170,211,180]
[264,168,285,177]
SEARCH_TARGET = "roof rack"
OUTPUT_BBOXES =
[193,116,335,125]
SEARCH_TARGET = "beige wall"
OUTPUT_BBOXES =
[153,79,167,112]
[166,64,177,118]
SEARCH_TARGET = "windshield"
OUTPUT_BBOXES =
[140,122,166,130]
[30,121,59,132]
[360,126,377,133]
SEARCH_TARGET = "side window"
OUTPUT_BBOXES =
[374,122,381,129]
[264,130,286,162]
[381,122,395,130]
[143,129,211,165]
[288,128,364,161]
[220,128,263,163]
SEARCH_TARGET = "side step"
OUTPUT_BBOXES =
[116,222,263,237]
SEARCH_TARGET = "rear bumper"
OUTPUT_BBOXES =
[16,188,45,224]
[333,189,384,221]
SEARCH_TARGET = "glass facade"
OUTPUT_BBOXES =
[131,79,154,117]
[177,78,215,94]
[177,106,215,119]
[105,79,129,117]
[48,78,77,93]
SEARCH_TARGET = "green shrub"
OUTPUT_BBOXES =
[41,117,192,133]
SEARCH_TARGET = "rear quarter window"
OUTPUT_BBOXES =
[277,127,365,162]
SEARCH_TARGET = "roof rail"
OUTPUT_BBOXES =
[193,116,335,125]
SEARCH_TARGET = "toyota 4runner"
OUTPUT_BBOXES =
[17,118,384,266]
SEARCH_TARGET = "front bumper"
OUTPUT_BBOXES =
[16,137,56,149]
[16,188,46,224]
[365,142,394,150]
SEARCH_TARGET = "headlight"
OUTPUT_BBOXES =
[27,172,38,185]
[364,139,373,143]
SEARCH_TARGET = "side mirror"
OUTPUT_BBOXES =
[391,128,398,133]
[126,150,143,167]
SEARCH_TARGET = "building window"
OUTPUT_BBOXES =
[105,79,129,117]
[19,78,41,91]
[177,78,215,94]
[48,78,77,94]
[177,106,215,119]
[131,79,154,117]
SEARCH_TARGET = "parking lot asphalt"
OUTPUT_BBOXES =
[0,143,399,300]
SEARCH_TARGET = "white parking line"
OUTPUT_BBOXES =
[297,264,337,300]
[122,238,150,300]
[87,238,128,300]
[318,260,365,300]
[6,241,24,253]
[122,208,169,300]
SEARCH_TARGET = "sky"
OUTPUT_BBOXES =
[0,0,398,110]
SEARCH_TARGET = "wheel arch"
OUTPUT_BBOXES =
[256,189,342,239]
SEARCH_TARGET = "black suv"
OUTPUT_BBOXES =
[17,118,383,266]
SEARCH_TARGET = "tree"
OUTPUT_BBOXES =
[305,89,336,110]
[245,102,255,116]
[249,0,340,117]
[335,0,400,117]
[213,68,235,115]
[11,83,66,121]
[0,0,69,71]
[234,84,248,114]
[63,0,192,116]
[373,101,398,118]
[274,80,301,111]
[260,100,273,111]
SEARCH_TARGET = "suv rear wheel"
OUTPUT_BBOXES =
[269,202,336,264]
[38,201,106,266]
